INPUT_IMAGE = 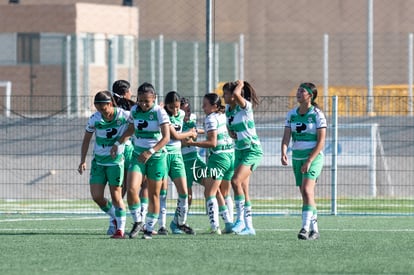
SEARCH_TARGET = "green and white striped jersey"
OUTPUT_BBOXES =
[181,115,198,160]
[85,107,130,166]
[204,112,234,154]
[284,105,327,160]
[128,104,170,152]
[166,109,185,153]
[226,100,261,150]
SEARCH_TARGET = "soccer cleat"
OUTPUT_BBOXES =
[308,230,320,240]
[128,222,143,239]
[170,221,183,234]
[106,218,117,235]
[142,224,158,235]
[141,230,153,240]
[223,222,234,234]
[210,227,222,235]
[297,228,309,240]
[178,224,196,235]
[236,227,256,236]
[110,229,125,239]
[157,226,169,235]
[231,220,245,234]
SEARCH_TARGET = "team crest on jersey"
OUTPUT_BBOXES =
[149,112,154,120]
[173,124,181,131]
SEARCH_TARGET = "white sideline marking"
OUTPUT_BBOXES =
[0,228,103,232]
[0,228,413,233]
[259,228,414,232]
[0,216,105,223]
[1,217,414,233]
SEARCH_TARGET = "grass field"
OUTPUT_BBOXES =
[1,214,414,275]
[1,198,414,215]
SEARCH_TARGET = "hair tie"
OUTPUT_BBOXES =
[112,92,123,99]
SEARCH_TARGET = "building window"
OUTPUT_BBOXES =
[17,33,40,64]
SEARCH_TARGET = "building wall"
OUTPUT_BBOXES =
[0,3,137,35]
[0,2,138,107]
[133,0,414,96]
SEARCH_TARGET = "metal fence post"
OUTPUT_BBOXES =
[331,95,338,215]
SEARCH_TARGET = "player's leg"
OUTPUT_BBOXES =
[107,164,127,238]
[89,161,116,235]
[126,156,144,238]
[204,177,222,234]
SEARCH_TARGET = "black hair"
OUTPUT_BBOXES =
[222,80,260,109]
[112,80,135,110]
[94,90,117,106]
[204,93,225,113]
[164,91,181,116]
[137,82,156,95]
[135,82,156,112]
[112,79,130,96]
[180,97,190,108]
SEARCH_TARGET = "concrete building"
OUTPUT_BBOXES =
[0,1,138,115]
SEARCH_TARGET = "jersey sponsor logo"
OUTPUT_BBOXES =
[136,119,149,130]
[106,128,118,138]
[295,122,307,133]
[173,123,181,131]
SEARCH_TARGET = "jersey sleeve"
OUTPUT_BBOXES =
[284,109,294,128]
[157,106,170,125]
[85,113,98,133]
[127,105,137,124]
[315,108,327,128]
[204,113,218,132]
[243,100,252,111]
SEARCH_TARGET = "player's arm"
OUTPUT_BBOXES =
[187,129,217,148]
[300,127,326,174]
[196,128,205,135]
[280,127,291,166]
[233,80,247,109]
[153,122,170,152]
[78,131,93,174]
[138,122,170,164]
[307,127,326,163]
[117,123,135,145]
[110,123,134,158]
[170,124,197,141]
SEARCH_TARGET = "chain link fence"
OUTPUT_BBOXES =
[0,0,414,215]
[0,95,413,215]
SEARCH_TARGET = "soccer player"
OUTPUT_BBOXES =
[157,91,196,235]
[185,93,234,234]
[179,97,203,209]
[78,91,129,238]
[111,82,170,239]
[281,82,327,240]
[111,80,149,235]
[223,80,263,236]
[180,97,234,233]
